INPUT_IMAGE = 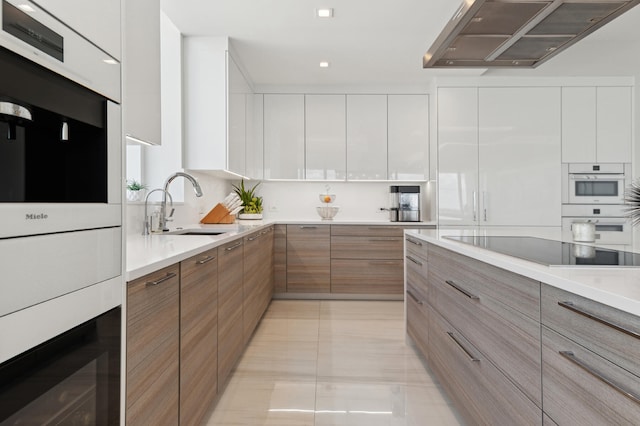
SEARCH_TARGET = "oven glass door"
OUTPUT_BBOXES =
[569,174,625,203]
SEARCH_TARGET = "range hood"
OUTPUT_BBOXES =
[423,0,640,68]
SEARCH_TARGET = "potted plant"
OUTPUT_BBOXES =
[232,180,263,219]
[126,179,147,202]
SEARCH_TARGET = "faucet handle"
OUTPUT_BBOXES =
[167,207,175,218]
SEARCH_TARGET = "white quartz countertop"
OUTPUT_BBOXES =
[126,220,435,281]
[406,227,640,317]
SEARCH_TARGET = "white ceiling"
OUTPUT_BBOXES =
[160,0,640,87]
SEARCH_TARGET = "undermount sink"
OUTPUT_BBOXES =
[165,229,227,236]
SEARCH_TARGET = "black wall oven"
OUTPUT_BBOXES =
[0,1,123,423]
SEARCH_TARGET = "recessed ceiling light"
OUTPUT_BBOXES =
[319,61,330,68]
[316,8,333,18]
[17,4,35,12]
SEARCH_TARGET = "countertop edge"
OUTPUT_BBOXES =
[405,229,640,317]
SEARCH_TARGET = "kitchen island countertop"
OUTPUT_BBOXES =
[407,227,640,317]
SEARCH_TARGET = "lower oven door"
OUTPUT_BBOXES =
[562,217,631,244]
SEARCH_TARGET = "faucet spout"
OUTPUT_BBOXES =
[159,172,203,231]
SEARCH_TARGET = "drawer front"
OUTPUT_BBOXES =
[542,326,640,426]
[331,225,403,237]
[287,234,330,293]
[331,236,403,259]
[406,284,429,360]
[405,235,428,260]
[429,244,540,321]
[430,260,542,406]
[331,259,403,294]
[406,249,428,301]
[274,224,287,293]
[429,308,542,426]
[541,284,640,379]
[287,224,330,238]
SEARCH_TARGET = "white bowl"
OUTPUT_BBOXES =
[319,194,336,203]
[316,206,339,220]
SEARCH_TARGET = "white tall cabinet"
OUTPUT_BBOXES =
[438,87,561,226]
[305,95,346,180]
[562,86,632,163]
[346,95,387,180]
[264,95,305,180]
[388,95,429,180]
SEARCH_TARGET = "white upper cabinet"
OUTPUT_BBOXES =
[246,94,264,180]
[596,87,632,163]
[388,95,429,181]
[123,0,161,145]
[479,87,561,226]
[305,95,346,180]
[437,87,479,226]
[35,0,121,60]
[228,55,250,176]
[346,95,387,180]
[561,86,632,163]
[264,94,305,180]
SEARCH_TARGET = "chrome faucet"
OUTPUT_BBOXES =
[159,172,203,231]
[143,189,173,235]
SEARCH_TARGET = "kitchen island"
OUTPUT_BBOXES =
[405,227,640,426]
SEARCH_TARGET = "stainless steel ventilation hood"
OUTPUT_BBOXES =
[423,0,640,68]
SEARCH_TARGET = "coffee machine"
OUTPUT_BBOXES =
[389,185,420,222]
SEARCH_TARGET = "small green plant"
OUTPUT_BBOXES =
[127,179,147,191]
[232,180,263,214]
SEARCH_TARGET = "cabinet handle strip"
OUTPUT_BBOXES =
[406,255,423,266]
[406,238,423,246]
[559,351,640,405]
[445,280,480,300]
[558,301,640,340]
[369,238,398,242]
[300,226,318,229]
[369,226,396,230]
[248,233,263,241]
[406,290,423,305]
[447,331,480,362]
[146,272,177,286]
[368,260,399,266]
[225,242,243,251]
[196,255,216,265]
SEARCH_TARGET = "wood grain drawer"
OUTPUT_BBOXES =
[429,256,542,406]
[274,224,287,293]
[429,308,542,425]
[331,235,403,259]
[541,283,640,379]
[542,326,640,425]
[406,283,429,359]
[287,224,330,238]
[405,235,428,260]
[331,225,403,237]
[429,244,540,321]
[331,259,403,294]
[406,248,428,301]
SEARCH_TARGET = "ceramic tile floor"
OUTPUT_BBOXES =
[206,300,463,426]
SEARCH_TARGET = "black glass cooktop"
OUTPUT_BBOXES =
[444,236,640,267]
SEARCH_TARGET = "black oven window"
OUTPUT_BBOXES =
[574,181,619,197]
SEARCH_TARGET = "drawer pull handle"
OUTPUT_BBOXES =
[146,272,177,286]
[406,255,423,266]
[558,301,640,340]
[369,238,397,242]
[225,242,243,251]
[406,290,423,305]
[559,351,640,405]
[368,260,398,266]
[248,233,263,241]
[447,332,480,362]
[406,238,423,246]
[196,255,216,265]
[445,280,480,300]
[300,226,318,229]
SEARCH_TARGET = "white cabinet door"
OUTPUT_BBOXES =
[264,94,305,179]
[305,95,346,180]
[246,94,264,180]
[346,95,387,180]
[228,55,248,176]
[596,87,632,163]
[388,95,429,180]
[562,87,596,163]
[437,88,479,226]
[36,0,121,59]
[123,0,161,145]
[479,87,561,226]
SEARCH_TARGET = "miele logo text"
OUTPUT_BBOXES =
[25,213,48,220]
